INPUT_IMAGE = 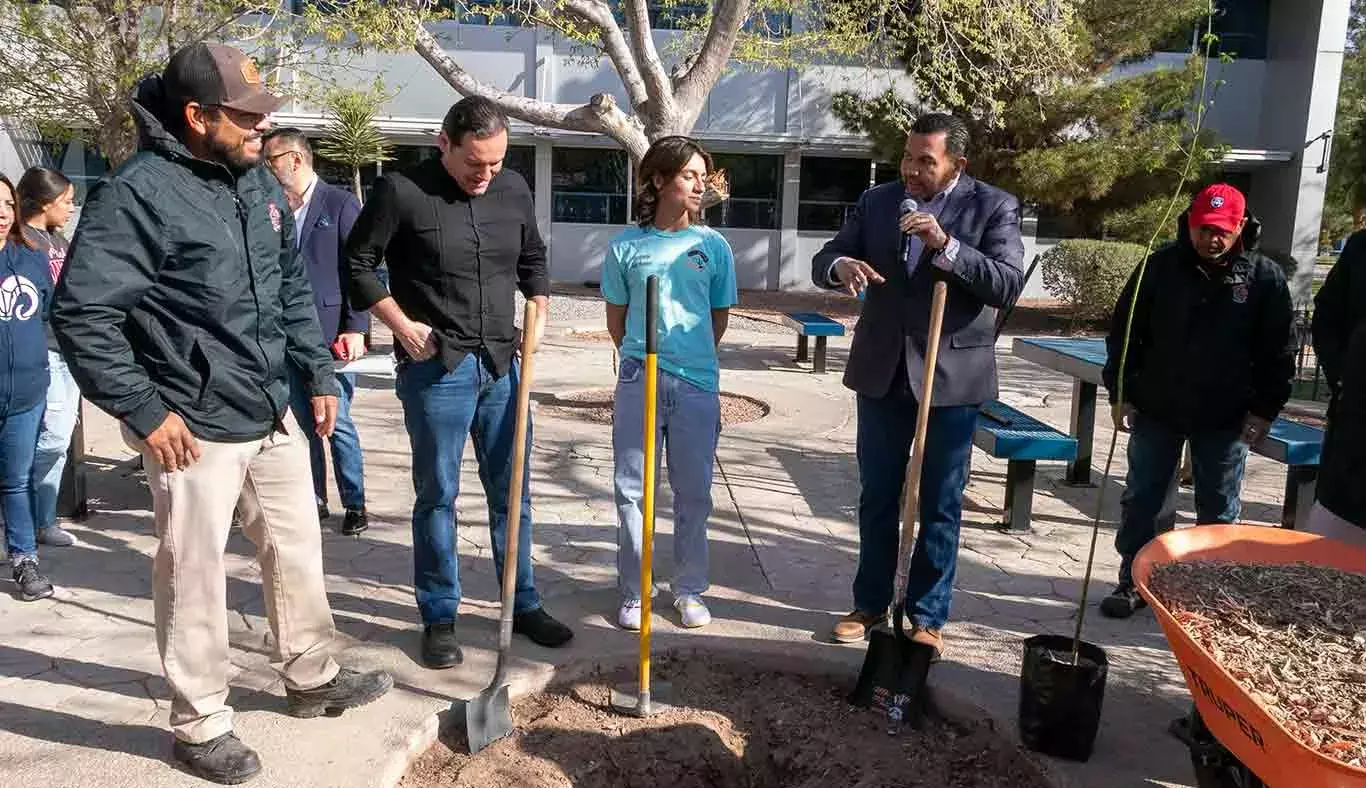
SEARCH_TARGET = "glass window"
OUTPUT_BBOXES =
[384,144,536,197]
[873,161,900,186]
[1154,0,1268,59]
[27,137,108,206]
[798,156,872,231]
[705,153,782,230]
[552,148,629,224]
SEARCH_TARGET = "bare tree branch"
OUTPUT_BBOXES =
[560,0,648,112]
[622,0,673,119]
[672,0,751,128]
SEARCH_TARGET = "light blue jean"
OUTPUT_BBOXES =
[613,356,721,600]
[288,368,366,511]
[33,351,80,530]
[2,401,45,560]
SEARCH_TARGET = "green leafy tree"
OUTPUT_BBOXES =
[315,84,392,204]
[832,0,1230,242]
[1323,0,1366,245]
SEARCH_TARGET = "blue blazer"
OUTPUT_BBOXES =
[811,176,1025,406]
[299,179,367,342]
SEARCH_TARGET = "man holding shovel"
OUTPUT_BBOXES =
[812,114,1026,657]
[345,97,574,669]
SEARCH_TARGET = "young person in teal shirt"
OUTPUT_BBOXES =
[602,136,738,630]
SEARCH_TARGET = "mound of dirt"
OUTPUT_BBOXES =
[402,657,1051,788]
[535,389,769,427]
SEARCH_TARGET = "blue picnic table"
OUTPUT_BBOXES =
[1011,336,1324,529]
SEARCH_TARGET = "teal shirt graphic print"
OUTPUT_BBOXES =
[600,225,739,392]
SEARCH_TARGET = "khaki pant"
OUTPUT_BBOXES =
[127,425,340,743]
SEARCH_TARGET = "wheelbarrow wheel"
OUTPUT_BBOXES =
[1171,705,1267,788]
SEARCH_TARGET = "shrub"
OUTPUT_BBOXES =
[1040,239,1148,324]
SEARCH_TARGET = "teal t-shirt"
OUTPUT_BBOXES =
[600,224,739,392]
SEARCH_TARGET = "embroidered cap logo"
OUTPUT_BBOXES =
[240,58,262,86]
[1210,195,1225,209]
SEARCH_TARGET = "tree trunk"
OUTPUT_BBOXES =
[352,166,364,205]
[97,107,137,168]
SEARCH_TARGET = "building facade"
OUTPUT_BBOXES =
[2,0,1349,300]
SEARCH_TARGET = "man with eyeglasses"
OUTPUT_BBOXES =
[52,42,391,785]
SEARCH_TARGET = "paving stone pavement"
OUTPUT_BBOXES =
[0,320,1305,788]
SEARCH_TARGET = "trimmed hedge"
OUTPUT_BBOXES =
[1040,240,1148,324]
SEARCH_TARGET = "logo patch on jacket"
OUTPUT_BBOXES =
[686,248,709,271]
[0,274,40,321]
[1232,283,1249,304]
[268,202,282,233]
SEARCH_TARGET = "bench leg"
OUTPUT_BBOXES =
[814,336,829,374]
[56,402,88,520]
[1066,380,1097,486]
[1281,465,1318,530]
[795,334,809,363]
[1001,459,1036,533]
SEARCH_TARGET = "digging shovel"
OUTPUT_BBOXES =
[850,279,949,728]
[463,298,540,754]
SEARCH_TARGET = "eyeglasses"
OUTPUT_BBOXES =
[265,150,300,162]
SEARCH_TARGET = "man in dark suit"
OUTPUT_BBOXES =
[812,114,1024,656]
[264,128,370,536]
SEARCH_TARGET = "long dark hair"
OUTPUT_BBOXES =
[0,175,33,249]
[18,167,73,225]
[634,135,713,228]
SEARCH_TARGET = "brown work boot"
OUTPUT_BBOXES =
[832,609,885,643]
[911,625,944,660]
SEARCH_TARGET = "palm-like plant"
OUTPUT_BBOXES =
[315,85,391,204]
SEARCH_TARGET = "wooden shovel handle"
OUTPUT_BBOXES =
[495,299,538,666]
[891,280,950,619]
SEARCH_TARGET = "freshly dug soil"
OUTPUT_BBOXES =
[402,657,1052,788]
[536,388,769,427]
[1150,561,1366,766]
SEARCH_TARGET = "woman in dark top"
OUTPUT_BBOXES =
[18,167,77,549]
[0,173,56,600]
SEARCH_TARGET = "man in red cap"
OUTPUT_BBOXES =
[1098,183,1294,618]
[52,42,391,783]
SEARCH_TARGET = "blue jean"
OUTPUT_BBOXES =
[1116,413,1248,585]
[396,354,540,624]
[33,351,81,530]
[854,390,978,630]
[613,357,721,599]
[2,401,46,560]
[289,368,365,511]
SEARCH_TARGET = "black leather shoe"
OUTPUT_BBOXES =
[172,732,262,785]
[341,508,368,536]
[513,607,574,648]
[422,622,463,669]
[286,667,393,718]
[317,503,330,522]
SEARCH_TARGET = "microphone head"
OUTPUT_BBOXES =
[899,197,918,216]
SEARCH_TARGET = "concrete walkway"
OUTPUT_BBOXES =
[0,313,1304,788]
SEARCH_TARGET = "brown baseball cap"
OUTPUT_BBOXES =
[164,42,285,115]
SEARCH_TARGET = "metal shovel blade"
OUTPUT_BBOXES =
[849,627,935,729]
[464,683,513,755]
[609,681,673,718]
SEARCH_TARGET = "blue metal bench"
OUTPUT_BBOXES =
[1252,418,1323,530]
[781,312,846,374]
[975,400,1079,532]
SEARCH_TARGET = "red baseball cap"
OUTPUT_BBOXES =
[1188,184,1246,233]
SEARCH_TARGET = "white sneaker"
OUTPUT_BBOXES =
[674,594,711,628]
[618,598,642,631]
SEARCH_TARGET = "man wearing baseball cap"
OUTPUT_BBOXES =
[52,42,391,784]
[1098,183,1294,618]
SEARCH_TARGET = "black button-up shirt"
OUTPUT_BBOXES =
[345,159,549,376]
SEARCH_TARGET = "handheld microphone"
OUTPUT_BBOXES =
[899,197,919,268]
[899,197,919,222]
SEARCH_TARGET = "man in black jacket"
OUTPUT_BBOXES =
[346,97,572,669]
[51,43,391,785]
[1309,230,1366,541]
[1100,184,1294,618]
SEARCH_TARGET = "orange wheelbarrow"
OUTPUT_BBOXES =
[1134,524,1366,788]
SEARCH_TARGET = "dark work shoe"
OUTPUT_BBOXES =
[1100,584,1148,619]
[340,508,368,536]
[12,558,54,602]
[286,667,393,718]
[513,607,575,648]
[421,622,464,669]
[317,503,331,522]
[172,732,262,785]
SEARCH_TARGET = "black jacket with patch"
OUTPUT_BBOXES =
[1103,210,1295,433]
[51,76,337,442]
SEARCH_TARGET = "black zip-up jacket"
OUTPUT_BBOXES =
[1313,232,1366,524]
[1103,210,1295,433]
[344,158,548,376]
[51,77,337,442]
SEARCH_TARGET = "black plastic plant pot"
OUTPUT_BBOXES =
[1018,634,1109,761]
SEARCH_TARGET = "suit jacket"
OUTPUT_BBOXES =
[811,176,1025,405]
[299,179,367,342]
